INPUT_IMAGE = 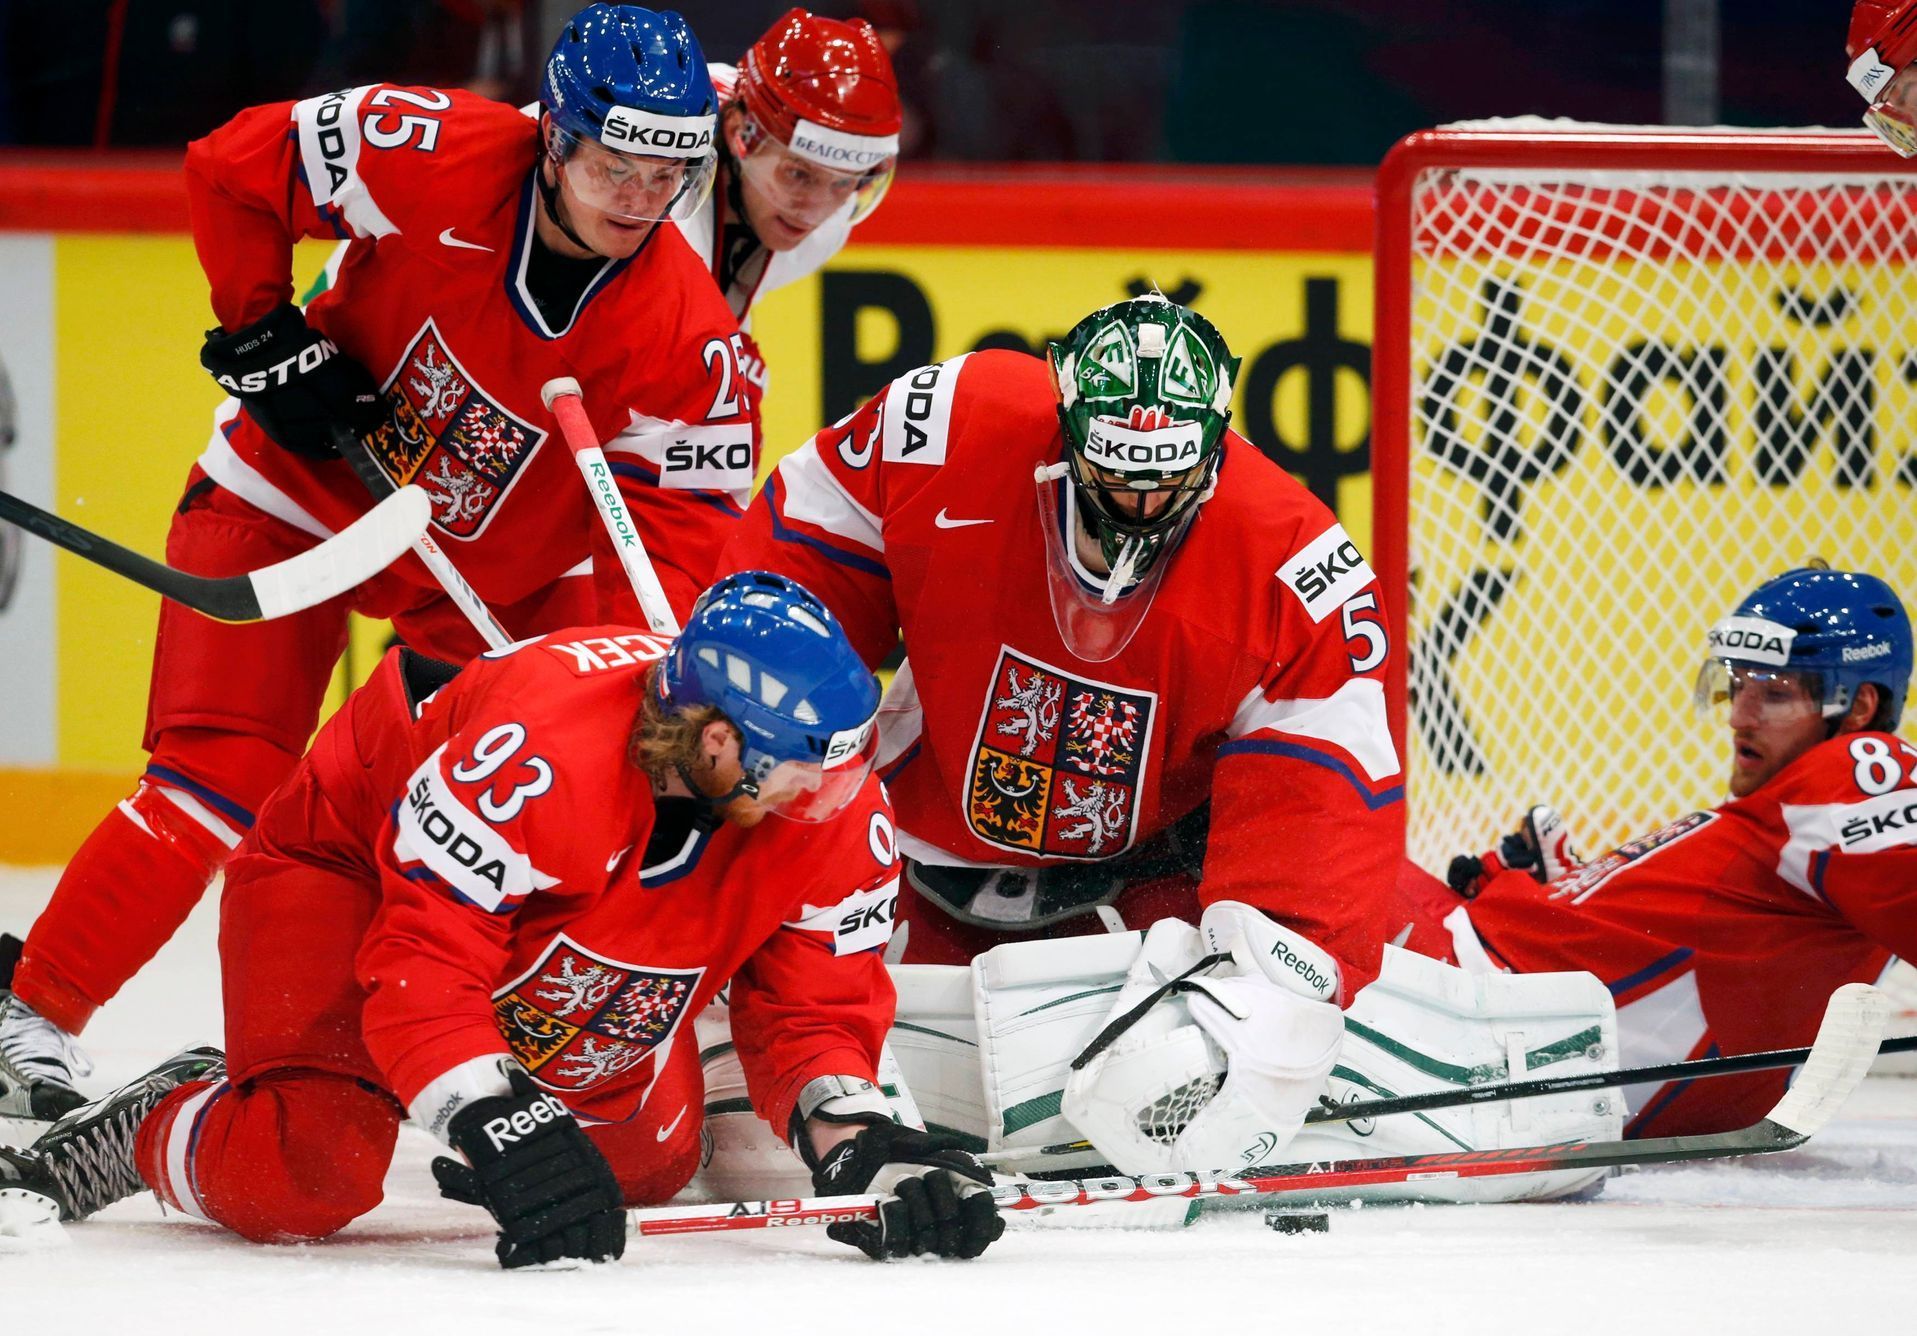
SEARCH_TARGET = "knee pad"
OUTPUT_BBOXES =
[141,1071,400,1244]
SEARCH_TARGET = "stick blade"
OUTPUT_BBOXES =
[1767,982,1888,1139]
[247,485,432,619]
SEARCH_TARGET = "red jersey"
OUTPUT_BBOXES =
[274,626,898,1135]
[721,350,1403,996]
[183,86,758,625]
[1457,731,1917,1135]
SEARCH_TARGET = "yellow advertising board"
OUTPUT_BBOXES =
[1,227,1378,861]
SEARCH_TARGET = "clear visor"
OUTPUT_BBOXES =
[1033,462,1176,663]
[737,132,895,229]
[747,726,879,823]
[1861,63,1917,157]
[551,124,717,223]
[1692,661,1831,727]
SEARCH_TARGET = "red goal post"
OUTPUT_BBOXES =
[1371,120,1917,891]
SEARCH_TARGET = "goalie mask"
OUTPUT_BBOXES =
[1038,297,1239,660]
[1693,566,1912,731]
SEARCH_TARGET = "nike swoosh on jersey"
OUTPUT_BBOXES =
[934,508,994,529]
[439,228,495,253]
[656,1105,688,1142]
[606,845,632,872]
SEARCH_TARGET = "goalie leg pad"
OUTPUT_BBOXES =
[1282,944,1622,1204]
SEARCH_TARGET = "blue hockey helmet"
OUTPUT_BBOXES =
[1696,567,1912,730]
[660,571,881,821]
[540,6,718,222]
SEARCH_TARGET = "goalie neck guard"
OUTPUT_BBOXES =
[1696,566,1912,730]
[659,571,881,821]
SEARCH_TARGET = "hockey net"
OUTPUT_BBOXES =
[1372,122,1917,1040]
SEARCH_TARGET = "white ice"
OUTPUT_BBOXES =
[1,866,1912,1336]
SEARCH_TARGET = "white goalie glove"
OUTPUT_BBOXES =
[1061,901,1345,1173]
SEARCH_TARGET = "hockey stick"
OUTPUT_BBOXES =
[0,483,430,622]
[628,982,1886,1238]
[330,426,513,650]
[984,1032,1917,1163]
[540,377,680,637]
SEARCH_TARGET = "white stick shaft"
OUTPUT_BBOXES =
[409,527,512,650]
[543,381,681,636]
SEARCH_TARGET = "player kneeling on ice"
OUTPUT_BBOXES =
[1393,566,1915,1139]
[0,574,1002,1267]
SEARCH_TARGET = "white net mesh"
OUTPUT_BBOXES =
[1400,129,1917,861]
[1391,124,1917,1029]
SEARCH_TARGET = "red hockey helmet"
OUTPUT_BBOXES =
[732,8,901,223]
[1847,1,1917,155]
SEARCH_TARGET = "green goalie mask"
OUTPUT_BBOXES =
[1047,296,1240,593]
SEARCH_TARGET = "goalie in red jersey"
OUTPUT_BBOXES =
[1392,566,1917,1138]
[704,296,1403,1185]
[0,6,767,1126]
[0,574,1003,1268]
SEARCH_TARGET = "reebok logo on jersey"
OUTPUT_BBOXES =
[481,1091,568,1152]
[1279,524,1374,623]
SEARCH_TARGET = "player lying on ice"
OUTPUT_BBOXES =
[0,5,762,1127]
[0,574,1003,1267]
[689,294,1461,1200]
[1391,565,1916,1139]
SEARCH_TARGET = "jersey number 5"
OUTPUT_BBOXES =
[1340,592,1388,674]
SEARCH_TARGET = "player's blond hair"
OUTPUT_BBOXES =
[632,663,728,781]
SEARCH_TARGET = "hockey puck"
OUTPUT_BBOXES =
[1264,1210,1330,1234]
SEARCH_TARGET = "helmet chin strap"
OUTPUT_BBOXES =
[535,149,596,255]
[674,760,759,813]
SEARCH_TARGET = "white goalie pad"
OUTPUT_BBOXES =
[931,927,1620,1204]
[1278,944,1621,1205]
[688,988,929,1203]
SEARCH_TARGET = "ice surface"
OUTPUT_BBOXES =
[2,866,1911,1335]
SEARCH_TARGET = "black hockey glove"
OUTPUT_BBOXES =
[199,302,386,459]
[808,1121,1004,1261]
[432,1067,626,1270]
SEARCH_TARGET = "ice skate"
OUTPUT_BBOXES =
[0,1045,222,1222]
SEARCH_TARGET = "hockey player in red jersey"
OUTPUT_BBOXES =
[0,7,764,1124]
[1392,567,1916,1138]
[1847,1,1917,155]
[723,295,1404,1014]
[0,574,1004,1267]
[679,7,901,349]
